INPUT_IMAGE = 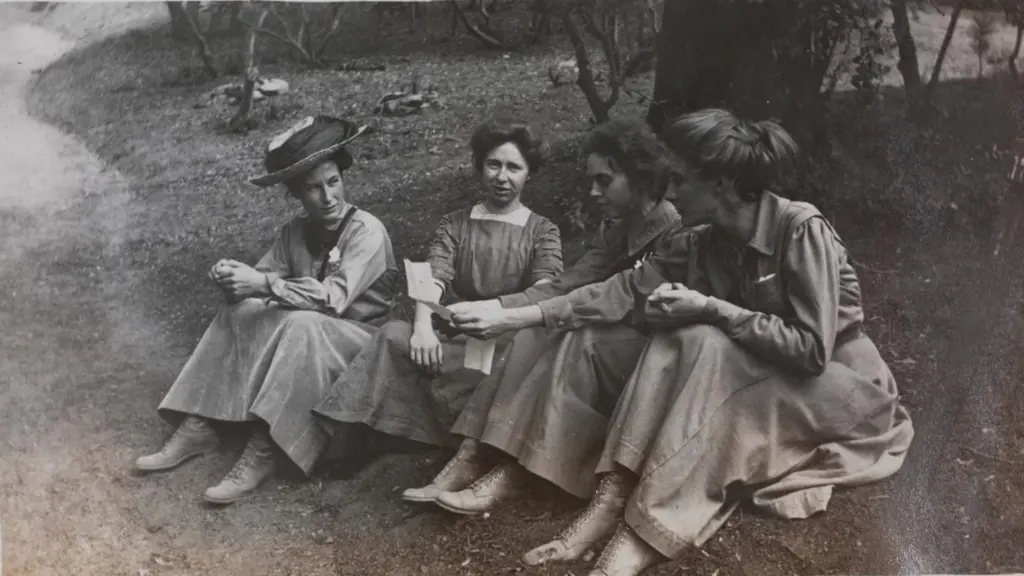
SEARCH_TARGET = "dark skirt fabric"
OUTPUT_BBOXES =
[313,320,515,448]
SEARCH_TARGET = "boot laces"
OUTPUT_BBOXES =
[225,441,265,482]
[594,526,628,570]
[468,463,509,492]
[559,476,621,541]
[436,442,478,480]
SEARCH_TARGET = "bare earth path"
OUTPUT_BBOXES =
[2,4,1024,576]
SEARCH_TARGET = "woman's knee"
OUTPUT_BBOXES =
[664,324,730,350]
[279,310,328,334]
[379,320,414,352]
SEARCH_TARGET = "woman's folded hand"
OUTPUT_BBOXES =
[646,283,710,324]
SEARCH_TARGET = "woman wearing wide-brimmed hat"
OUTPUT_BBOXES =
[134,115,399,505]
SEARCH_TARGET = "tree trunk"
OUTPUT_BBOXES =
[928,0,966,92]
[1009,25,1022,77]
[229,8,269,133]
[646,0,737,133]
[891,0,925,115]
[563,14,609,123]
[181,3,219,78]
[167,2,191,40]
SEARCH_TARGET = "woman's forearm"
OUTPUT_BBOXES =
[505,305,544,331]
[413,301,435,333]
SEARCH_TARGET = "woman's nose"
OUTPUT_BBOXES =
[589,184,602,198]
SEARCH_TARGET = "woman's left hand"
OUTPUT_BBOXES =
[647,283,710,323]
[219,262,270,299]
[447,299,501,317]
[450,307,519,340]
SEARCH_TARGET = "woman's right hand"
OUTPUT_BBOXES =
[209,259,244,287]
[410,327,444,375]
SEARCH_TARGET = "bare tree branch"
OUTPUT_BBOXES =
[298,4,311,59]
[314,4,347,60]
[563,13,608,122]
[179,1,219,78]
[230,7,269,133]
[927,0,965,92]
[448,0,509,50]
[242,7,312,63]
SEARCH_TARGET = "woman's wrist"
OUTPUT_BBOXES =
[262,273,276,298]
[506,306,543,330]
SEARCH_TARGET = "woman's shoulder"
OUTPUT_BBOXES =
[524,209,558,231]
[349,208,390,235]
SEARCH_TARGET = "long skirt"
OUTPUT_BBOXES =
[597,324,915,557]
[158,299,376,475]
[452,324,650,499]
[312,320,515,448]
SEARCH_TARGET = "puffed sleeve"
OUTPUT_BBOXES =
[499,221,619,308]
[530,217,564,284]
[265,218,390,318]
[427,212,459,299]
[703,218,841,376]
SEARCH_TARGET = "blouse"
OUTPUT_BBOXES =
[534,192,863,376]
[254,210,399,323]
[427,204,563,302]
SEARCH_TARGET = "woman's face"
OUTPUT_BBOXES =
[288,161,346,223]
[480,142,530,209]
[586,153,633,220]
[666,164,721,227]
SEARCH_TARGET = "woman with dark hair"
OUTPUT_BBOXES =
[401,118,690,511]
[134,116,399,505]
[523,109,914,576]
[311,117,563,459]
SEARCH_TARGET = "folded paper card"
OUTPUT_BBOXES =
[403,259,452,321]
[464,337,496,375]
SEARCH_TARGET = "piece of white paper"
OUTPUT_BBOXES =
[403,259,452,321]
[403,259,435,301]
[464,337,496,375]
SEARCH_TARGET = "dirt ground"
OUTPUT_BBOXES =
[2,3,1024,576]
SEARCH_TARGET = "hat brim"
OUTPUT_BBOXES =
[249,124,369,187]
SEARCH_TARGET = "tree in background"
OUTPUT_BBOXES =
[646,0,892,153]
[561,0,659,123]
[967,11,998,79]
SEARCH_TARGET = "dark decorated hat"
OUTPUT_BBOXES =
[249,115,368,187]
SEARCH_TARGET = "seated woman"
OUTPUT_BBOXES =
[403,118,689,511]
[523,109,915,576]
[134,116,399,505]
[311,117,563,473]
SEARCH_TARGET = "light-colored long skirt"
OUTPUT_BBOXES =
[312,320,514,448]
[597,324,915,557]
[452,324,650,499]
[158,299,376,475]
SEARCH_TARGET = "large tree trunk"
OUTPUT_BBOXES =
[891,0,925,116]
[646,0,734,133]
